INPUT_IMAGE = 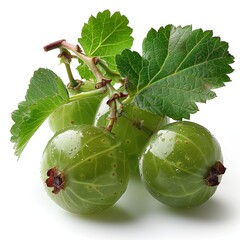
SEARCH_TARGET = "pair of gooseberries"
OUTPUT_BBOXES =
[41,97,225,214]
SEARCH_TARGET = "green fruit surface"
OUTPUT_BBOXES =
[95,101,169,175]
[41,125,129,214]
[48,95,102,132]
[139,121,223,208]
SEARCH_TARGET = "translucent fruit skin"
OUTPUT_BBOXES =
[95,101,169,175]
[139,121,223,208]
[41,125,129,214]
[48,95,102,132]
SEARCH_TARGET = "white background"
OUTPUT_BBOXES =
[1,0,239,239]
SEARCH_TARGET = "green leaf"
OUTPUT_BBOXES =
[11,68,69,158]
[77,10,133,80]
[116,25,234,120]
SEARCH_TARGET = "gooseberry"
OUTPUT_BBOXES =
[48,95,103,132]
[41,125,129,214]
[139,121,226,208]
[95,100,169,175]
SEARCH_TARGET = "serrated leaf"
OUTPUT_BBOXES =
[11,68,69,158]
[116,25,234,120]
[77,10,133,80]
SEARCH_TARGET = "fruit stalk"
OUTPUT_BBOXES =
[58,49,79,88]
[68,88,106,102]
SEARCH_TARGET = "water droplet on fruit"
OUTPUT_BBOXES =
[185,154,190,161]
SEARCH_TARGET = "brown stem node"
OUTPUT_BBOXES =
[95,79,112,89]
[58,51,77,60]
[75,44,82,53]
[67,80,84,92]
[93,57,99,65]
[106,92,128,105]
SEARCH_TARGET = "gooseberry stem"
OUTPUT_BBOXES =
[69,88,106,102]
[106,100,117,132]
[60,52,79,88]
[65,63,76,87]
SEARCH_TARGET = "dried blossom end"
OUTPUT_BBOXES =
[205,161,226,187]
[45,167,65,194]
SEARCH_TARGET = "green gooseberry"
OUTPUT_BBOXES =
[139,121,226,208]
[48,95,103,132]
[41,125,129,214]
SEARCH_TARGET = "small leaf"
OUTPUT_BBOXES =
[77,10,133,80]
[116,25,234,120]
[10,68,69,158]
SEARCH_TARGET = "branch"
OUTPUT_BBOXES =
[44,40,106,83]
[43,39,127,133]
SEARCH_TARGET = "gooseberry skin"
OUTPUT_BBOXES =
[48,95,102,132]
[95,100,169,175]
[139,121,224,208]
[41,125,129,214]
